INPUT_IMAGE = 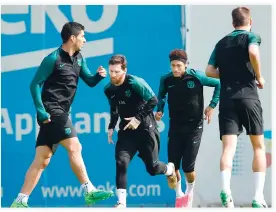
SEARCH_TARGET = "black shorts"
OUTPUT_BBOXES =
[115,126,160,165]
[36,114,77,153]
[168,126,203,173]
[219,99,263,140]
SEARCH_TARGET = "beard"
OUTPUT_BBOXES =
[111,73,125,85]
[111,78,120,84]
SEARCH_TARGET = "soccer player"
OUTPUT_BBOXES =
[155,49,220,208]
[205,7,267,208]
[104,54,177,208]
[11,22,113,208]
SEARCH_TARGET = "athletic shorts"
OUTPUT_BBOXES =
[219,99,263,140]
[168,125,203,173]
[36,114,77,153]
[115,126,160,165]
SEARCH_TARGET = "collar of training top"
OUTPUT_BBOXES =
[179,68,191,79]
[233,29,247,32]
[120,74,129,87]
[59,46,80,57]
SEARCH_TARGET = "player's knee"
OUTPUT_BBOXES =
[61,137,82,153]
[183,167,195,173]
[75,142,82,152]
[34,147,52,169]
[146,167,157,176]
[34,156,51,169]
[41,158,51,169]
[68,141,82,153]
[182,164,195,173]
[252,141,265,150]
[116,155,130,171]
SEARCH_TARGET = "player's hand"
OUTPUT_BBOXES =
[256,76,265,89]
[108,129,114,144]
[155,111,163,121]
[204,106,214,124]
[43,115,51,124]
[124,117,141,130]
[97,66,107,78]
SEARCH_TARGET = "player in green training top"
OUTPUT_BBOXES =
[11,22,113,208]
[155,49,220,208]
[104,54,177,208]
[205,7,267,208]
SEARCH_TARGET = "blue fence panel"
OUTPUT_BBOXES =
[1,5,184,207]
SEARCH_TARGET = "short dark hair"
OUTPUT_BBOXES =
[232,7,251,27]
[108,54,127,70]
[61,22,85,43]
[169,49,188,64]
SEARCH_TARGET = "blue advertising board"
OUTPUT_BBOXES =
[1,5,184,207]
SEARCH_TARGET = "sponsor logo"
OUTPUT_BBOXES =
[187,80,195,88]
[125,89,132,97]
[64,128,71,135]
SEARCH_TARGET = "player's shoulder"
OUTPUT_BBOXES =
[245,31,261,46]
[247,31,261,40]
[186,67,200,75]
[128,74,146,85]
[44,48,60,62]
[128,74,142,81]
[247,30,260,36]
[216,34,231,47]
[104,82,113,93]
[161,71,174,81]
[128,74,153,91]
[217,30,243,45]
[225,30,260,39]
[186,68,207,81]
[158,72,173,86]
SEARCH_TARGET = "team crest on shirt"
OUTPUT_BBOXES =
[65,127,72,135]
[77,59,82,66]
[125,89,132,97]
[187,80,195,88]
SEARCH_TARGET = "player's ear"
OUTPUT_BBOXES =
[185,61,189,68]
[70,35,76,43]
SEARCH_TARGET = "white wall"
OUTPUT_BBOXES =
[186,5,272,207]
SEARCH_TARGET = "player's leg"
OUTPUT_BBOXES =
[250,135,267,208]
[218,99,242,208]
[181,129,203,208]
[220,135,237,208]
[114,130,137,208]
[167,128,185,207]
[59,116,113,205]
[239,99,267,208]
[138,127,177,188]
[60,137,113,205]
[11,123,54,208]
